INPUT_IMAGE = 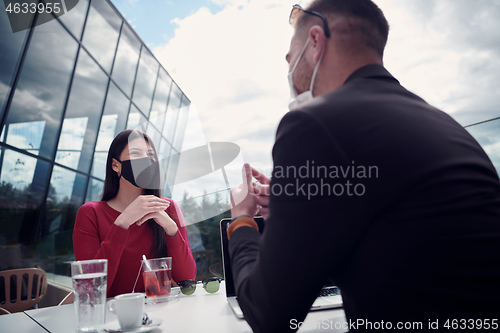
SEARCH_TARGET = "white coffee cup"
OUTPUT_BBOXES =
[107,293,145,330]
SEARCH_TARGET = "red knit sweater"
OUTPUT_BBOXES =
[73,198,197,297]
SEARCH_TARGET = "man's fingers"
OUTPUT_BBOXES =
[256,194,269,207]
[258,207,269,220]
[251,166,271,185]
[254,183,270,196]
[243,163,253,188]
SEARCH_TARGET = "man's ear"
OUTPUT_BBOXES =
[308,25,326,64]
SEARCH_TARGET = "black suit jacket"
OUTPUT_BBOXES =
[229,65,500,332]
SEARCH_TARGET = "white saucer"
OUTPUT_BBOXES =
[102,318,162,332]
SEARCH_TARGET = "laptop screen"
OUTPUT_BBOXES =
[220,217,265,297]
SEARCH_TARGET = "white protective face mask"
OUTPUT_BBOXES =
[288,37,325,110]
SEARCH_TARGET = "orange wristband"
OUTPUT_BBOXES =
[227,217,259,240]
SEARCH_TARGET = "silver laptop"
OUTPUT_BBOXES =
[220,217,343,319]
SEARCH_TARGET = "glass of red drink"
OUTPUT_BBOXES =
[141,257,172,303]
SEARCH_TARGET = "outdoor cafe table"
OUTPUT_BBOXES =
[0,311,47,333]
[4,281,347,332]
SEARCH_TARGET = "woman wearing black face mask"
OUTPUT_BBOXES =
[73,130,197,297]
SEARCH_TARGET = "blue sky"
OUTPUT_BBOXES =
[111,0,224,48]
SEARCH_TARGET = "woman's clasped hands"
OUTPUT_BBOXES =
[114,195,178,237]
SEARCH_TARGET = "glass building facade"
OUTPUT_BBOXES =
[0,0,190,281]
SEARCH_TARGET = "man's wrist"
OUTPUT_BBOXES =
[227,216,258,239]
[230,214,251,223]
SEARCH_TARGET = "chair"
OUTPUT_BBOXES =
[0,307,11,315]
[58,291,73,306]
[0,268,48,313]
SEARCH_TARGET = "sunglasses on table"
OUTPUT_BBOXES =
[177,277,223,295]
[289,4,331,37]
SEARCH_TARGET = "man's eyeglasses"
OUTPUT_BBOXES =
[289,4,331,38]
[178,277,223,295]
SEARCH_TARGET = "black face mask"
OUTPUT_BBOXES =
[116,157,160,190]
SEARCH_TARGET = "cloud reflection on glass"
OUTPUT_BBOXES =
[91,82,129,180]
[112,23,141,97]
[133,48,159,117]
[82,0,121,72]
[55,48,108,173]
[3,17,78,159]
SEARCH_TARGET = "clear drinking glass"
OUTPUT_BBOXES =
[71,259,108,333]
[141,257,172,303]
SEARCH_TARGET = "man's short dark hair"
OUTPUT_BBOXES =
[298,0,389,57]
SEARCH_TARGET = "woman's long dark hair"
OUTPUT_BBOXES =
[102,129,168,258]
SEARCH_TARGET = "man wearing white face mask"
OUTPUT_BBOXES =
[287,35,325,110]
[228,1,500,332]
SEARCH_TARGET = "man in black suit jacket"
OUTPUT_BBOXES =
[228,0,500,332]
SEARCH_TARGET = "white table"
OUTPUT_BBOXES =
[0,311,47,333]
[16,282,347,332]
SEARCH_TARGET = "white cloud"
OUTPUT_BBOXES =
[209,0,247,6]
[153,0,500,197]
[376,0,500,125]
[153,0,294,178]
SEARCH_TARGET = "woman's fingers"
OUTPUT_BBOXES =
[121,196,170,226]
[139,196,170,211]
[137,212,155,226]
[142,195,170,205]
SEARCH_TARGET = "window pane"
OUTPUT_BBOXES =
[43,166,86,236]
[58,0,90,40]
[159,138,172,162]
[166,150,180,191]
[149,110,165,139]
[91,82,129,180]
[149,69,172,134]
[0,149,50,269]
[55,117,88,170]
[81,0,121,72]
[85,177,104,202]
[0,150,40,194]
[126,104,147,132]
[173,96,190,151]
[2,18,78,159]
[55,49,108,173]
[0,7,29,118]
[163,83,182,143]
[133,48,159,117]
[158,138,172,196]
[112,24,141,97]
[145,123,161,151]
[4,120,45,155]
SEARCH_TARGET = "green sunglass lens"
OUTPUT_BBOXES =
[204,280,220,293]
[180,282,196,295]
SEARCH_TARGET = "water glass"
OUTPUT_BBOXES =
[71,259,108,333]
